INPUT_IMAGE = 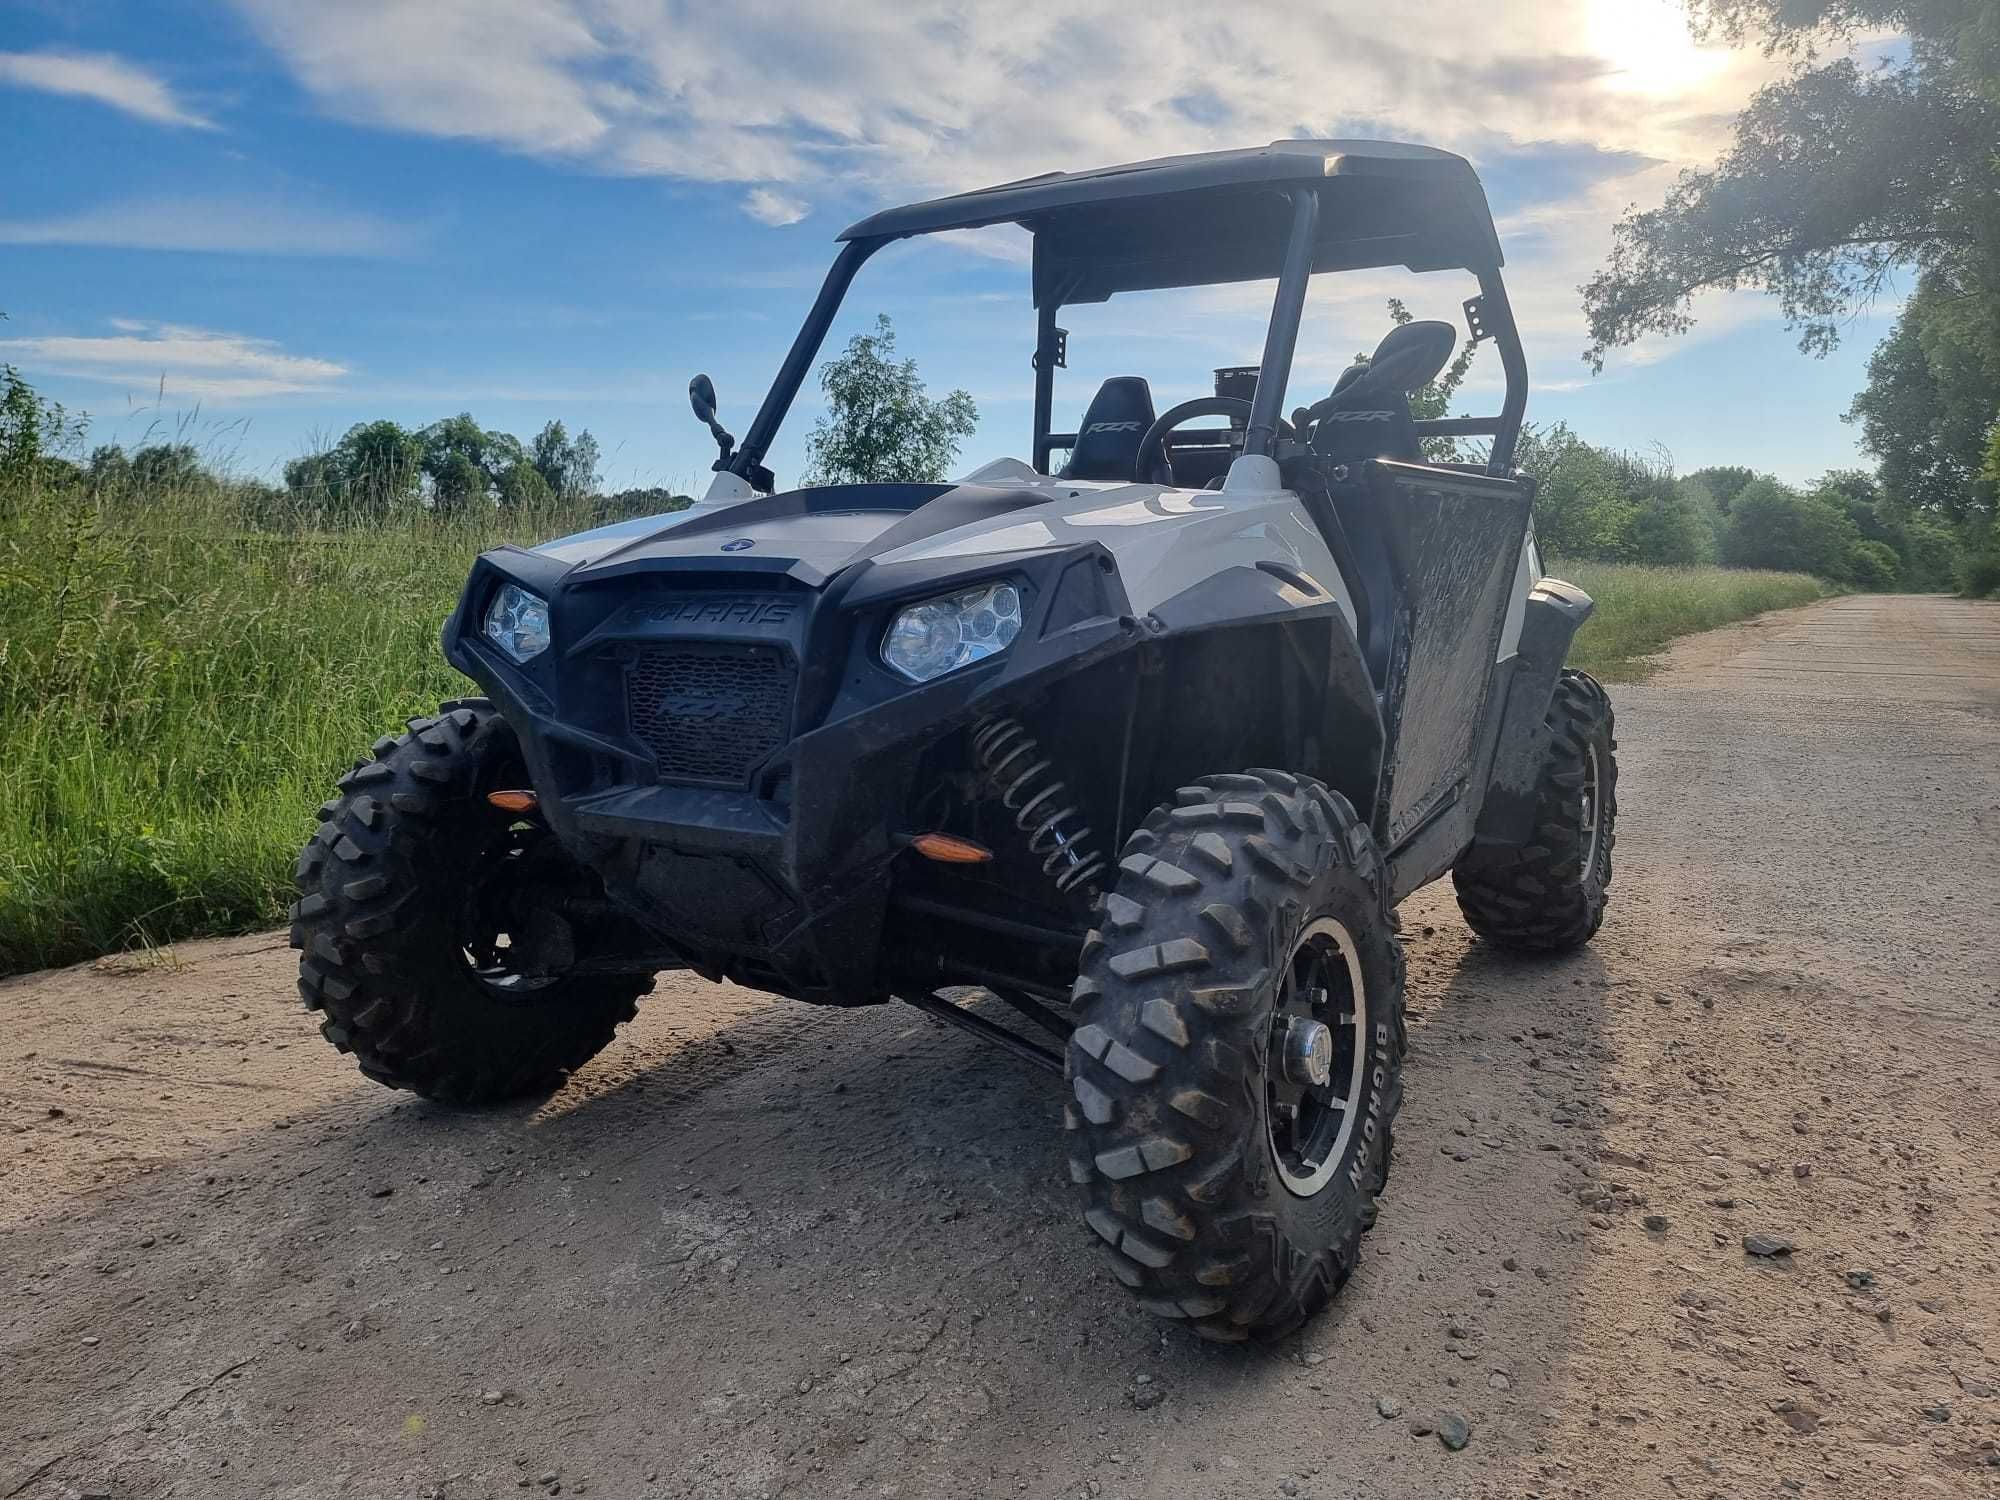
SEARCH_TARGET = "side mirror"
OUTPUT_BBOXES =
[688,373,735,465]
[689,373,718,426]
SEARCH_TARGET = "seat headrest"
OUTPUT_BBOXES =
[1363,321,1457,395]
[1060,376,1158,482]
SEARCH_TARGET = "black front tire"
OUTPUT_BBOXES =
[291,702,651,1105]
[1453,669,1618,951]
[1065,771,1406,1342]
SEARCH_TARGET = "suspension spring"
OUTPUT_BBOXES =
[970,716,1108,897]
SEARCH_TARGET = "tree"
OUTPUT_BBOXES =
[0,365,84,486]
[1721,478,1860,575]
[497,458,554,510]
[336,420,424,515]
[420,414,528,514]
[1684,465,1760,512]
[801,315,977,485]
[85,445,132,499]
[1582,55,1999,369]
[1842,275,2000,520]
[531,420,602,501]
[1686,2,1999,102]
[128,443,206,493]
[1845,538,1902,588]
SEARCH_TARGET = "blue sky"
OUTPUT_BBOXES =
[1,0,1895,493]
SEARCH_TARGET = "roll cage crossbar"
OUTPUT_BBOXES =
[721,140,1528,487]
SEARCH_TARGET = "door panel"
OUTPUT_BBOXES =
[1343,461,1533,849]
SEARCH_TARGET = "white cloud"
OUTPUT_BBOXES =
[0,193,418,257]
[0,50,214,129]
[228,0,1782,197]
[1,322,348,400]
[742,188,808,227]
[221,0,1827,379]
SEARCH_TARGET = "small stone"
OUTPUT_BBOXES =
[1407,1417,1435,1438]
[1844,1268,1875,1290]
[1280,1480,1301,1497]
[480,1389,505,1405]
[138,1235,155,1249]
[1793,1162,1812,1178]
[80,1335,100,1347]
[1436,1412,1472,1451]
[1742,1232,1794,1258]
[1642,1214,1669,1232]
[1502,1257,1519,1272]
[1920,1402,1951,1424]
[368,1185,394,1199]
[1488,1372,1512,1391]
[1376,1396,1403,1419]
[1130,1385,1164,1411]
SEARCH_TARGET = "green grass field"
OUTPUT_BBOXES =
[1556,560,1828,679]
[0,486,1830,975]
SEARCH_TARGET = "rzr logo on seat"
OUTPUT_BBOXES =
[655,693,746,722]
[1083,420,1144,434]
[1322,410,1395,422]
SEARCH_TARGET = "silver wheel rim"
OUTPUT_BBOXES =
[1579,742,1603,884]
[1267,917,1369,1198]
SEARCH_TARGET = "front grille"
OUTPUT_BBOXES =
[625,643,795,787]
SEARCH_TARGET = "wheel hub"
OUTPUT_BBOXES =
[1281,1017,1335,1088]
[1265,917,1369,1198]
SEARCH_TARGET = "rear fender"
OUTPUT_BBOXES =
[1471,577,1594,847]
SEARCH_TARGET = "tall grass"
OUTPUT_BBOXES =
[0,475,608,973]
[0,481,1830,976]
[1554,560,1830,679]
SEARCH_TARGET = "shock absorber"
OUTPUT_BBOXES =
[970,716,1108,898]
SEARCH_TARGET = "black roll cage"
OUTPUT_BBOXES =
[723,164,1528,489]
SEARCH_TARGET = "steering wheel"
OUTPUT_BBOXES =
[1132,397,1295,486]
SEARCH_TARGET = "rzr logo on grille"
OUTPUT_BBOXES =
[631,595,797,626]
[654,693,747,721]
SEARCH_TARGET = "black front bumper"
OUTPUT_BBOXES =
[443,534,1136,1003]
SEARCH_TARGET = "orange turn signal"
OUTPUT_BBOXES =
[910,833,993,864]
[486,789,539,813]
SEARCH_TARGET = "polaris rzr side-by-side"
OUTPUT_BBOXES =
[293,140,1617,1342]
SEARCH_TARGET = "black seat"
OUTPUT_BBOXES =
[1060,376,1157,481]
[1305,321,1456,463]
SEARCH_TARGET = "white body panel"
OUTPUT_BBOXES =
[537,457,1540,662]
[879,466,1354,628]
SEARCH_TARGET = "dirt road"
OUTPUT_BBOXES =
[5,593,1997,1500]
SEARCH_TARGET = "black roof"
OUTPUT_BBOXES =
[840,140,1503,305]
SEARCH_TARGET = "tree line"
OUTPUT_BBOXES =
[1513,430,1963,591]
[0,376,693,528]
[1580,0,1998,598]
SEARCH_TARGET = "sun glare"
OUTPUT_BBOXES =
[1585,0,1731,94]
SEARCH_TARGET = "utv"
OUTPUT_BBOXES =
[294,140,1616,1341]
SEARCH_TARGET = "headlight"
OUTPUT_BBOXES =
[483,582,551,663]
[881,582,1023,683]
